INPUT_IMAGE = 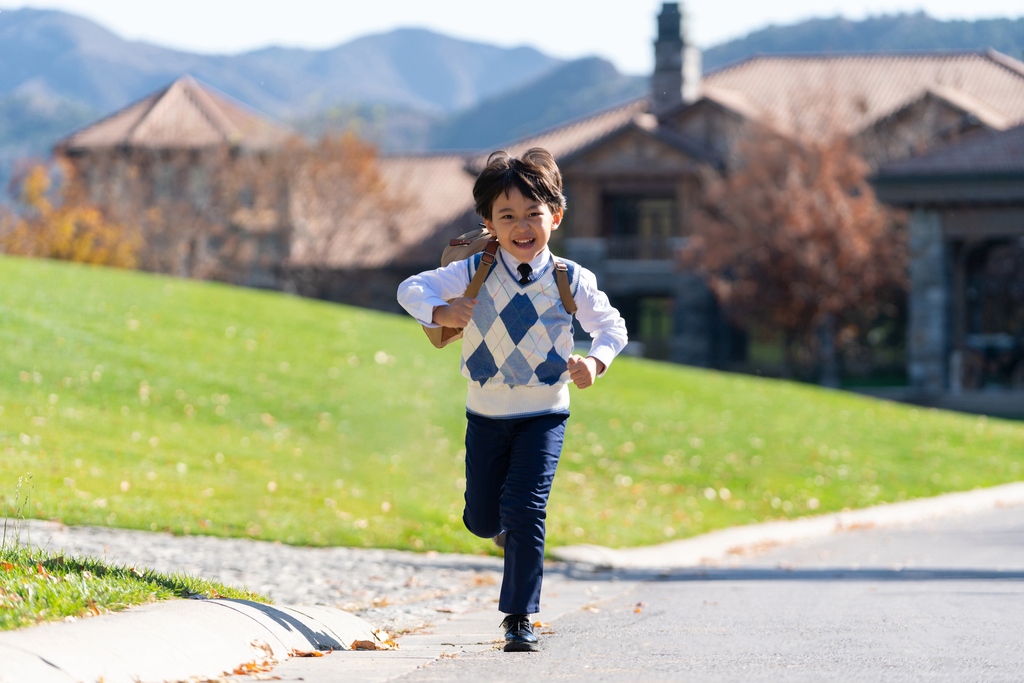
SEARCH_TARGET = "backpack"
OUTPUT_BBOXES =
[423,227,578,349]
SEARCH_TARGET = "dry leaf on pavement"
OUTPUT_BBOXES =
[352,629,400,651]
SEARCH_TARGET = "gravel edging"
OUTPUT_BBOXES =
[5,520,505,633]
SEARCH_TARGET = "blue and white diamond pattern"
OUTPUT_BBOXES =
[461,260,573,387]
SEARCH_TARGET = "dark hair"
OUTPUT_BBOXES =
[472,148,566,221]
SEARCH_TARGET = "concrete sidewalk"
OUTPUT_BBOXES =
[3,482,1023,683]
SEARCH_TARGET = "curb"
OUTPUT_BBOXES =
[550,481,1024,568]
[0,598,378,683]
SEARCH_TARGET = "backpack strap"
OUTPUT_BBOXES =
[554,261,577,315]
[464,240,499,299]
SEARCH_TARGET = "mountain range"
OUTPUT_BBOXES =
[1,8,1023,194]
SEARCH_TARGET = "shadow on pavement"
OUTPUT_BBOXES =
[557,565,1024,583]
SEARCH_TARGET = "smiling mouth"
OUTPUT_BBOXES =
[513,238,535,247]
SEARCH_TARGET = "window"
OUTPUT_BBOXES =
[601,193,678,259]
[603,193,676,237]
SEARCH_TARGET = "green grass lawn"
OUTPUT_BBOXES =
[2,255,1023,554]
[0,535,267,630]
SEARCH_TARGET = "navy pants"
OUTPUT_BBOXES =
[462,410,568,615]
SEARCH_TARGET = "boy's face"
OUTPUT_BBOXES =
[483,187,562,263]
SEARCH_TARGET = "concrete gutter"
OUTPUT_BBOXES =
[550,481,1024,568]
[0,598,379,683]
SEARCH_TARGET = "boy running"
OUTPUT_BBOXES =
[397,148,627,651]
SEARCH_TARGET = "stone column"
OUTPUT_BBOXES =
[907,209,949,390]
[670,271,714,367]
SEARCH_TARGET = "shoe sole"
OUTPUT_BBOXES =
[503,641,540,652]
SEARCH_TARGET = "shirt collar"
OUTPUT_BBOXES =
[499,247,551,275]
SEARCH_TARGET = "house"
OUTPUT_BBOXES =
[872,122,1024,412]
[55,75,294,288]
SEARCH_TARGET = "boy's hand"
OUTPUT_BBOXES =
[432,298,477,328]
[567,354,605,389]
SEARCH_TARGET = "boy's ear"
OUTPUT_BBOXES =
[482,219,496,235]
[551,209,563,230]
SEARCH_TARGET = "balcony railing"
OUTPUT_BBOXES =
[603,236,690,260]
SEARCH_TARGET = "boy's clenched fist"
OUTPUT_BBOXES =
[567,354,604,389]
[432,298,477,328]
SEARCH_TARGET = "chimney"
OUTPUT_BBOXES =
[652,3,701,113]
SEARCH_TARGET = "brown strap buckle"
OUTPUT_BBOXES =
[479,240,499,265]
[449,239,474,247]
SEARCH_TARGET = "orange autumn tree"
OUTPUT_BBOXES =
[1,160,140,267]
[681,126,906,380]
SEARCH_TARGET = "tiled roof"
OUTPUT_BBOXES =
[303,99,654,270]
[287,153,479,269]
[876,123,1024,177]
[468,98,650,172]
[58,76,292,152]
[702,50,1024,138]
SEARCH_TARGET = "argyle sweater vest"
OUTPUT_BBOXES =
[460,252,581,418]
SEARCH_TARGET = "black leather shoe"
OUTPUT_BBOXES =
[501,614,539,652]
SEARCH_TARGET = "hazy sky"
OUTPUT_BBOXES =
[9,0,1024,74]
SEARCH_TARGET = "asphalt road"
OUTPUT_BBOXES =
[328,503,1024,683]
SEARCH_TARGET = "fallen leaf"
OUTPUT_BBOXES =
[2,562,15,571]
[232,660,275,674]
[634,608,642,613]
[533,622,550,628]
[352,636,400,651]
[250,639,277,663]
[289,649,326,657]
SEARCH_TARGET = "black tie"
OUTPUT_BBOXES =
[517,263,532,285]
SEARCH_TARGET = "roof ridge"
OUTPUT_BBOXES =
[380,150,477,160]
[926,84,1013,129]
[97,84,172,147]
[985,48,1024,80]
[176,76,244,144]
[497,95,649,149]
[705,48,995,77]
